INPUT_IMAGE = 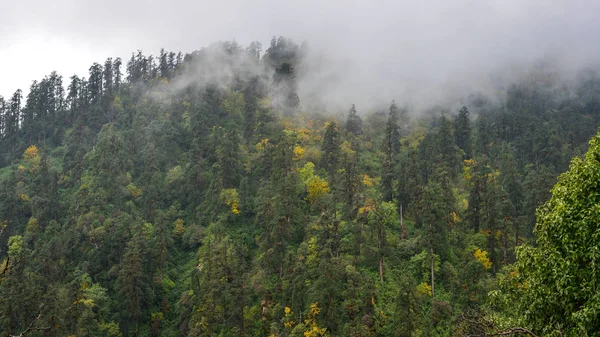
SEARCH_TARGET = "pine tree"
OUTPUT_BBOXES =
[455,106,472,159]
[436,115,461,178]
[88,63,103,105]
[382,100,400,201]
[0,96,5,140]
[6,89,22,155]
[345,104,363,136]
[321,121,341,178]
[159,48,169,78]
[117,228,151,337]
[113,57,123,91]
[103,58,114,96]
[498,143,524,257]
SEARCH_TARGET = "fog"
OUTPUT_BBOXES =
[2,0,600,113]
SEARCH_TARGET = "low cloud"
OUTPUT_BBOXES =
[2,0,599,114]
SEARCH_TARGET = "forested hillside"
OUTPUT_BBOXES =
[2,37,600,337]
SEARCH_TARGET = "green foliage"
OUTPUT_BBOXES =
[345,104,363,136]
[454,106,472,160]
[0,38,599,337]
[7,235,23,257]
[321,121,341,177]
[494,129,600,336]
[299,162,330,204]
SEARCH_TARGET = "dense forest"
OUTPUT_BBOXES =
[2,37,600,337]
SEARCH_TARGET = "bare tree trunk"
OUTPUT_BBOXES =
[8,304,50,337]
[503,217,509,265]
[279,261,283,279]
[515,218,519,250]
[400,205,408,239]
[430,247,435,298]
[378,219,384,283]
[379,255,384,284]
[429,221,435,298]
[354,220,363,265]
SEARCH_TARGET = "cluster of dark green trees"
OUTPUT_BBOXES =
[1,37,600,337]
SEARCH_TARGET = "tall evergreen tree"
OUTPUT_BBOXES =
[455,106,472,159]
[345,104,363,136]
[113,57,123,91]
[87,63,103,105]
[321,121,341,178]
[382,100,400,201]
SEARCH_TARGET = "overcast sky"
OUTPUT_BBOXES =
[2,0,600,109]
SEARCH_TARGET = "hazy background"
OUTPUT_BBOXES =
[2,0,600,112]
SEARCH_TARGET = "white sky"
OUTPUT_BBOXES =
[2,35,111,96]
[1,0,600,107]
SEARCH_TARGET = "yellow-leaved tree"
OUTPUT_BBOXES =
[298,162,330,204]
[303,303,328,337]
[23,144,41,174]
[220,188,240,214]
[473,248,492,270]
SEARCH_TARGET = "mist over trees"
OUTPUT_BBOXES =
[1,37,600,337]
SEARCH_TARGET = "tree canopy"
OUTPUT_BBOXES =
[492,128,600,336]
[0,37,600,337]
